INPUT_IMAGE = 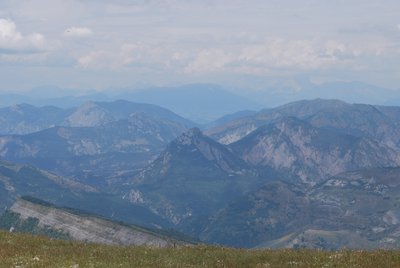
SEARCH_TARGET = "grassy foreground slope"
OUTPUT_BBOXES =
[1,231,400,268]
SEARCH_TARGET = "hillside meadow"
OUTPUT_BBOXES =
[1,231,400,267]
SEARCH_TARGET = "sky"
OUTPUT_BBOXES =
[0,0,400,93]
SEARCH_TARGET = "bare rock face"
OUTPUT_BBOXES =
[231,117,400,184]
[9,198,177,247]
[65,101,113,127]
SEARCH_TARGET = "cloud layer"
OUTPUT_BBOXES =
[0,0,399,91]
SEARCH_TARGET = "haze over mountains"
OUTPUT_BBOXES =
[2,93,400,249]
[0,84,262,123]
[2,82,400,124]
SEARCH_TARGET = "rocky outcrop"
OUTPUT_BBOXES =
[9,198,177,247]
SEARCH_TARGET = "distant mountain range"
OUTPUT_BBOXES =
[3,82,400,123]
[0,100,195,187]
[0,100,195,135]
[242,80,400,107]
[0,84,263,124]
[2,97,400,249]
[206,99,400,149]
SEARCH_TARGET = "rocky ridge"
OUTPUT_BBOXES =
[7,198,180,247]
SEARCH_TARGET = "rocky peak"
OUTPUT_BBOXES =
[80,100,97,109]
[175,128,203,145]
[154,128,251,175]
[126,112,153,126]
[9,103,31,114]
[272,116,310,131]
[242,117,314,143]
[127,111,163,124]
[66,101,113,127]
[278,98,348,110]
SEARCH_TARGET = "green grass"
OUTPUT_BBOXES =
[1,231,400,268]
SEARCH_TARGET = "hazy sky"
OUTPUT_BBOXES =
[0,0,399,92]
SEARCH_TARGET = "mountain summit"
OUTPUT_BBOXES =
[125,128,258,227]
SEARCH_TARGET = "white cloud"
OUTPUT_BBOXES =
[0,18,23,48]
[184,49,233,73]
[245,39,365,71]
[325,43,358,59]
[78,50,104,68]
[77,43,149,69]
[397,24,400,31]
[27,33,46,48]
[75,37,387,78]
[238,39,330,70]
[0,18,47,54]
[77,42,176,70]
[69,25,399,89]
[63,27,93,38]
